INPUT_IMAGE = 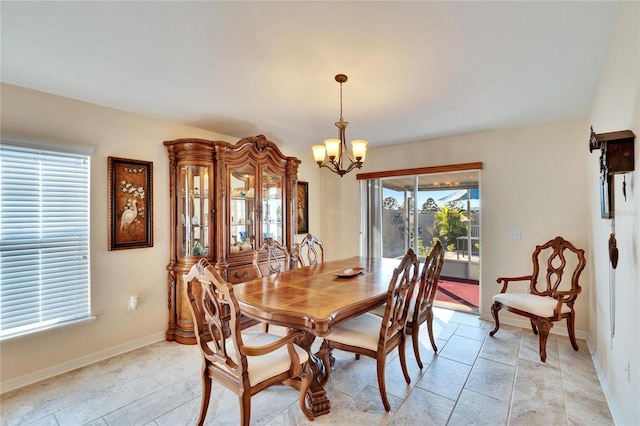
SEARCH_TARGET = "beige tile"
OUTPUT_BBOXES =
[430,317,460,341]
[401,327,440,366]
[448,310,487,327]
[478,335,520,367]
[415,356,471,401]
[487,323,524,341]
[101,375,201,425]
[438,335,483,365]
[453,323,489,341]
[518,331,560,366]
[54,375,164,425]
[448,389,509,426]
[153,381,239,426]
[321,350,377,397]
[340,384,401,424]
[265,386,353,425]
[464,357,515,403]
[367,352,426,400]
[207,385,300,425]
[23,415,59,426]
[1,371,116,426]
[510,358,566,425]
[390,386,455,425]
[81,419,108,426]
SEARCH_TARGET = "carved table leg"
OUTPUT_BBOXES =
[288,330,331,419]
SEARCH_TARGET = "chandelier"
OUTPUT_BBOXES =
[312,74,368,177]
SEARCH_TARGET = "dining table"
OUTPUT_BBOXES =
[233,255,403,419]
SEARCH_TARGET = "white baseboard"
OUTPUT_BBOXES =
[588,341,624,425]
[1,332,165,394]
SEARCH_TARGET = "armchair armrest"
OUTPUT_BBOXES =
[241,330,305,357]
[495,275,533,293]
[550,288,582,310]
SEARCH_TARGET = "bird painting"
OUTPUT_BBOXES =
[120,199,138,230]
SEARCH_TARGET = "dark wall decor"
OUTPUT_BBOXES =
[589,127,635,270]
[296,181,309,234]
[589,127,635,219]
[108,157,154,250]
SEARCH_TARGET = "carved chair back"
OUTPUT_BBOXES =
[412,241,445,324]
[253,238,291,277]
[380,248,420,343]
[529,236,586,301]
[296,233,326,267]
[184,259,246,384]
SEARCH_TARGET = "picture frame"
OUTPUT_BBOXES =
[296,181,309,234]
[600,171,614,219]
[108,156,153,250]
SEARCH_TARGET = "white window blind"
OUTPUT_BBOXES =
[1,141,92,340]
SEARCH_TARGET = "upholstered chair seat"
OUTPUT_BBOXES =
[222,331,309,386]
[492,293,572,318]
[322,313,391,351]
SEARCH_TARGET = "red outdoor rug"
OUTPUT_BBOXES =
[435,278,479,312]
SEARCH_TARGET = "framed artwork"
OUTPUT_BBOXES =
[108,157,154,250]
[296,181,309,234]
[600,172,614,219]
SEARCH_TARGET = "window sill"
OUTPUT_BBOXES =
[0,316,98,342]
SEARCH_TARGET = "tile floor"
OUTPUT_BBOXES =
[1,308,614,425]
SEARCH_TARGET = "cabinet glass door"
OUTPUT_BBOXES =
[230,165,256,253]
[178,165,210,257]
[262,167,283,243]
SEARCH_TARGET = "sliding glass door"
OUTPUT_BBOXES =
[361,169,480,281]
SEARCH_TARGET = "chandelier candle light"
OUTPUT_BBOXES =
[312,74,368,177]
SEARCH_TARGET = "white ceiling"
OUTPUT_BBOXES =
[1,1,620,153]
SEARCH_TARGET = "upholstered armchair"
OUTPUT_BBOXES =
[489,236,586,362]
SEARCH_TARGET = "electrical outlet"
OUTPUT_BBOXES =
[507,228,521,240]
[129,295,139,311]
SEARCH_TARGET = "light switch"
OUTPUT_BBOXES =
[507,228,521,240]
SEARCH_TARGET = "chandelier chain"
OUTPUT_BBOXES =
[339,81,344,122]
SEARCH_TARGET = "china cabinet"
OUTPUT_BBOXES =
[164,135,300,344]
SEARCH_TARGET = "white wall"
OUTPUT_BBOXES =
[586,1,639,424]
[323,119,591,334]
[0,83,319,391]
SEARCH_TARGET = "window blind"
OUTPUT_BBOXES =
[0,142,91,340]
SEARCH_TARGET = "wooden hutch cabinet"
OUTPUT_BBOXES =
[164,135,300,344]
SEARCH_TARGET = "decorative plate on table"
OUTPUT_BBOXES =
[334,267,365,278]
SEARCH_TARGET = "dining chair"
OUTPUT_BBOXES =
[252,237,292,277]
[295,233,326,267]
[370,241,445,368]
[184,258,312,426]
[407,241,445,366]
[319,248,420,411]
[253,237,292,332]
[489,236,586,362]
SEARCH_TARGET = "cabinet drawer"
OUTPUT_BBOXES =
[227,265,259,284]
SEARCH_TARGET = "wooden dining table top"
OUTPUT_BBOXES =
[233,256,402,336]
